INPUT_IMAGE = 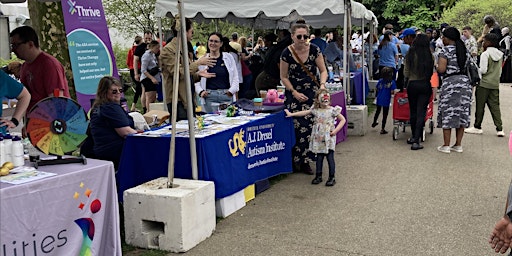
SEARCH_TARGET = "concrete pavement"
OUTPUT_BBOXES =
[165,83,512,256]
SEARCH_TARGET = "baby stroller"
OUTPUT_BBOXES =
[391,89,434,141]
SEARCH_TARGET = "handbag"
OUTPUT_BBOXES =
[147,66,160,76]
[465,55,480,87]
[288,45,321,87]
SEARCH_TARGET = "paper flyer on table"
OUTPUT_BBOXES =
[0,170,57,185]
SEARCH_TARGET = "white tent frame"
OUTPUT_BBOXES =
[155,0,377,185]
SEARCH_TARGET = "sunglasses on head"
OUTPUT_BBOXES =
[296,34,309,40]
[111,89,123,94]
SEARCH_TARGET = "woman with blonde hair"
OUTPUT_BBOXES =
[280,19,328,174]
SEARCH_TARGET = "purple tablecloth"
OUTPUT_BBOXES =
[331,90,348,144]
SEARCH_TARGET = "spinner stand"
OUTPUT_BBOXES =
[26,97,89,169]
[33,155,87,169]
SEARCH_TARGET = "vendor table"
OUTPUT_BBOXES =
[117,112,295,200]
[330,90,348,144]
[0,158,121,255]
[349,70,369,105]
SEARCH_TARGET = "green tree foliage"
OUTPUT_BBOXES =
[359,0,457,31]
[112,43,129,70]
[103,0,172,37]
[441,0,512,38]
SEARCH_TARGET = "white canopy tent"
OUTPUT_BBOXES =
[154,0,377,184]
[154,0,376,29]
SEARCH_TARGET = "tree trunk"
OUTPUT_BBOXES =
[27,0,76,100]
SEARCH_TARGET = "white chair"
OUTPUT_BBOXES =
[128,112,150,131]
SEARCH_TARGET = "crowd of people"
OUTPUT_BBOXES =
[2,13,512,253]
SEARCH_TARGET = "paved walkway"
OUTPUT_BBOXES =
[155,83,512,256]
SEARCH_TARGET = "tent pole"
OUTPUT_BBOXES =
[178,0,199,180]
[167,20,182,188]
[361,18,365,105]
[343,1,350,103]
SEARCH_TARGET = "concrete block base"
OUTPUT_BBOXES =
[347,105,368,136]
[123,178,215,253]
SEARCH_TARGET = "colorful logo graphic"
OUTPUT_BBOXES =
[74,182,102,256]
[228,128,246,157]
[67,0,77,15]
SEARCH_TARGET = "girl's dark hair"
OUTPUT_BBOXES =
[379,32,391,49]
[291,19,309,34]
[380,66,394,81]
[406,34,434,79]
[442,27,467,69]
[92,76,122,108]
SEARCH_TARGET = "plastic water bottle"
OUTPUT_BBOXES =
[3,134,13,163]
[11,136,24,167]
[327,65,334,82]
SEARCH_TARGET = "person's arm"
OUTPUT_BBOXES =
[280,57,308,102]
[11,87,30,125]
[315,53,328,89]
[489,182,512,254]
[133,56,141,81]
[437,56,447,74]
[284,108,311,117]
[479,51,489,75]
[115,126,138,138]
[331,112,346,136]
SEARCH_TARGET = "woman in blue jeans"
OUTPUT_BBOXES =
[196,32,239,113]
[404,34,434,150]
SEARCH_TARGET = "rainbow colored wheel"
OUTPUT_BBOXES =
[26,97,88,155]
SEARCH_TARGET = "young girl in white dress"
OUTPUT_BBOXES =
[284,89,346,186]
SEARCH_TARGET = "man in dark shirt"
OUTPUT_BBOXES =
[254,29,292,94]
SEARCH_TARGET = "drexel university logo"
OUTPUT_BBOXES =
[228,128,246,157]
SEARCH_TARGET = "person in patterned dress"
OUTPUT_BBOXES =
[285,89,345,186]
[435,27,472,154]
[280,19,328,174]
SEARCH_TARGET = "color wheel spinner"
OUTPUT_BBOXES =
[26,97,88,167]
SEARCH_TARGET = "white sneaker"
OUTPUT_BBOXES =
[450,145,463,153]
[497,131,505,137]
[437,146,451,154]
[465,127,483,134]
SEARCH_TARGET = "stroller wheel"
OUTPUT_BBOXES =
[393,127,398,140]
[429,120,434,134]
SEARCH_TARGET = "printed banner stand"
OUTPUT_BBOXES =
[62,0,118,112]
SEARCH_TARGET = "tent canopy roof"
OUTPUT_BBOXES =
[154,0,377,29]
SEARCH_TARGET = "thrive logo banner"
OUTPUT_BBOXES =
[62,0,118,113]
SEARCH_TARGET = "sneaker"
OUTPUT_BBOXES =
[380,129,388,134]
[437,145,450,154]
[497,131,505,137]
[371,121,379,128]
[465,127,483,134]
[311,176,322,185]
[411,143,424,150]
[450,145,463,153]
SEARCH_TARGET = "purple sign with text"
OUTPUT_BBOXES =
[62,0,118,112]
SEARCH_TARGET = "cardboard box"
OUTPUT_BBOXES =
[143,110,170,125]
[243,184,255,202]
[215,189,246,218]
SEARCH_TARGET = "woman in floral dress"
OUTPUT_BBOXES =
[280,19,327,174]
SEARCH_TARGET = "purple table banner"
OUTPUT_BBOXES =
[62,0,118,112]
